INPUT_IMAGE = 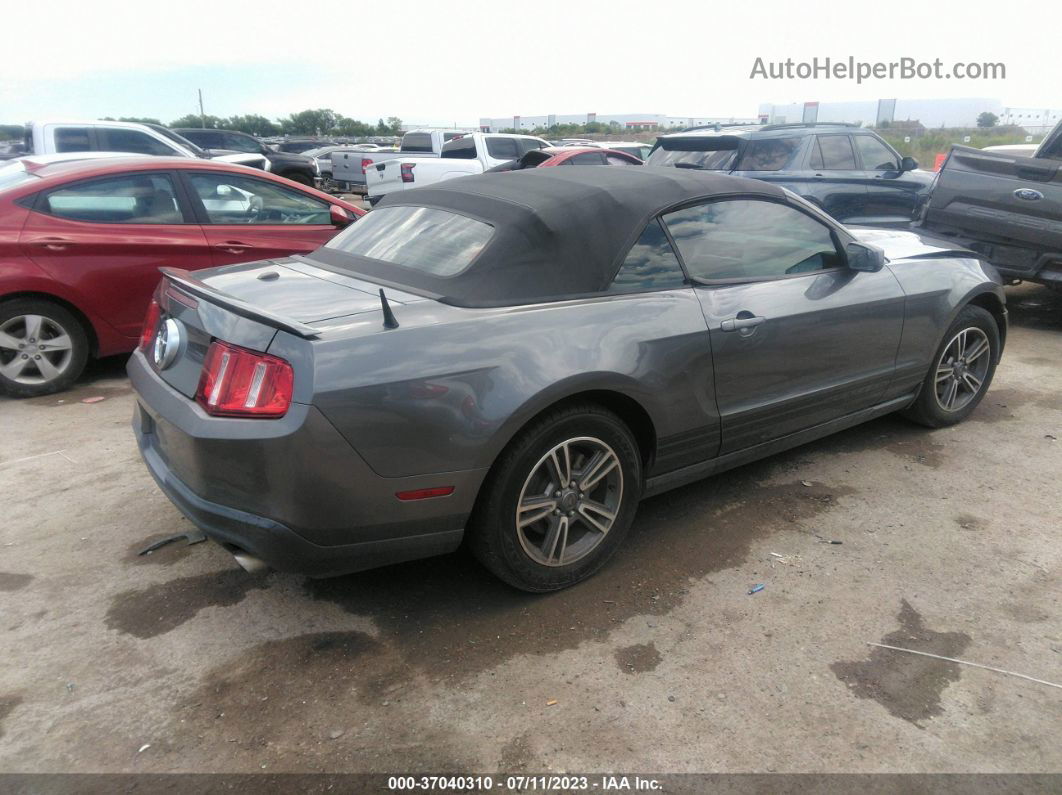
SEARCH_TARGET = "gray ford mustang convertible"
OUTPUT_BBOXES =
[130,167,1006,591]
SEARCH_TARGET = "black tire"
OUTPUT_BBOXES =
[902,304,999,428]
[282,171,314,187]
[0,298,89,398]
[468,403,642,592]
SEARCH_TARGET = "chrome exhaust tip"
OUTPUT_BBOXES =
[231,549,269,574]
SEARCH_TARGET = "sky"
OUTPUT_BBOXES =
[2,0,1058,127]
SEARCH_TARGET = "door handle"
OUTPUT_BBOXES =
[720,314,765,333]
[215,241,249,254]
[35,237,73,251]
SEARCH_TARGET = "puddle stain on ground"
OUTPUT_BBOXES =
[0,695,22,739]
[0,573,34,592]
[170,632,475,771]
[305,473,855,685]
[830,599,971,727]
[105,570,269,639]
[615,642,662,674]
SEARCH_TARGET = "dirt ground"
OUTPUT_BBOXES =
[0,283,1059,776]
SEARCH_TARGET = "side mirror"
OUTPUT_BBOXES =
[845,241,886,273]
[900,156,918,172]
[330,204,355,228]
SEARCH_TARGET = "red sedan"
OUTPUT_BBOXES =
[486,147,644,172]
[0,157,363,396]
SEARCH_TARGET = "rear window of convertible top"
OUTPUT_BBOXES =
[324,205,494,277]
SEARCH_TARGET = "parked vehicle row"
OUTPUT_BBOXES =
[174,128,318,186]
[366,132,551,203]
[0,157,362,396]
[22,120,270,170]
[127,167,1006,590]
[330,129,471,193]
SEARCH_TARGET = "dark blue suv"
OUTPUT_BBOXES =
[646,123,931,227]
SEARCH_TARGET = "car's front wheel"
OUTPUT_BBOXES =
[902,304,999,428]
[469,404,642,592]
[283,171,314,186]
[0,299,89,398]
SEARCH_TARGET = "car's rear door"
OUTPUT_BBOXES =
[20,170,211,338]
[662,197,905,454]
[801,134,868,223]
[179,170,339,266]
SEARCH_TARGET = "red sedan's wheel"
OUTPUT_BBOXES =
[0,299,89,398]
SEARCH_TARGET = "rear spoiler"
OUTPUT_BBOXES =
[159,267,320,339]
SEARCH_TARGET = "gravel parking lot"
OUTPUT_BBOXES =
[1,284,1059,775]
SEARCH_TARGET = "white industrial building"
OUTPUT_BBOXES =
[478,112,757,133]
[758,98,1060,132]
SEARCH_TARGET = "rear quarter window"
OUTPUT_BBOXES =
[325,205,493,276]
[442,137,477,159]
[645,137,739,170]
[735,137,802,171]
[402,133,434,152]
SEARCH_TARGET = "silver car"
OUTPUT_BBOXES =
[130,168,1006,591]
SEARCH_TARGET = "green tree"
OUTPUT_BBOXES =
[280,109,338,136]
[0,124,24,140]
[977,112,999,128]
[170,114,223,129]
[222,114,279,136]
[332,116,374,137]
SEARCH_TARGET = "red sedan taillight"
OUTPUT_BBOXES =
[195,341,294,418]
[360,157,373,175]
[139,298,161,352]
[400,163,416,183]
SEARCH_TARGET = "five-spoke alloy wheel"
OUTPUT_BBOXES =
[516,436,623,567]
[904,304,999,428]
[470,403,641,592]
[0,299,88,397]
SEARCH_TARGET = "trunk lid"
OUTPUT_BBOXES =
[150,257,425,398]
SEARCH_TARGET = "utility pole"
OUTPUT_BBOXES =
[198,89,206,128]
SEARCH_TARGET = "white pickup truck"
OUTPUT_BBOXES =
[23,120,268,170]
[366,133,550,204]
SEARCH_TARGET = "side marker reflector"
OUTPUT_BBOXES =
[395,486,455,501]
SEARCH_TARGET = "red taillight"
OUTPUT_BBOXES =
[360,157,373,175]
[139,298,161,351]
[400,163,416,183]
[195,341,293,418]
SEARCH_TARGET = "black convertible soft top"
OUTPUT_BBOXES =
[314,167,786,307]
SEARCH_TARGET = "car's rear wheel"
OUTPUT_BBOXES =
[469,403,642,592]
[0,299,89,398]
[902,304,999,428]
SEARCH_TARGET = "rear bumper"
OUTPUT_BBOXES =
[128,351,480,577]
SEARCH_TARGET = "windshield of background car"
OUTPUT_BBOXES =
[734,137,802,171]
[324,206,494,276]
[149,125,208,157]
[646,137,740,170]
